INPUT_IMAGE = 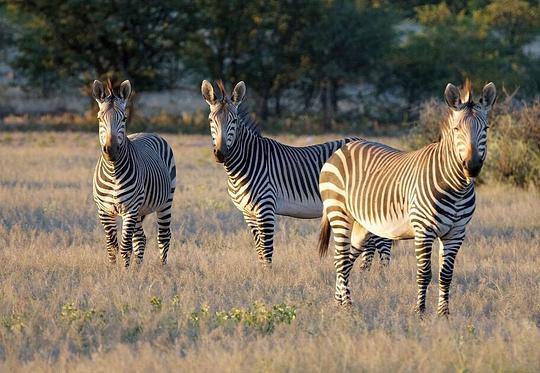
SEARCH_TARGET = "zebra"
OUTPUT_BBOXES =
[92,79,176,267]
[318,81,496,315]
[201,79,393,267]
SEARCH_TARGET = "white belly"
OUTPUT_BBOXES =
[276,198,322,219]
[361,213,415,240]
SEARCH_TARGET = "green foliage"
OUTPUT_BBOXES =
[1,0,539,130]
[392,1,540,103]
[4,0,197,92]
[1,313,26,332]
[61,303,105,324]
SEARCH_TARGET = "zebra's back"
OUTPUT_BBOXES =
[129,133,176,191]
[265,137,357,218]
[129,133,176,215]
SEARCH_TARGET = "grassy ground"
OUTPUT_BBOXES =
[0,132,539,372]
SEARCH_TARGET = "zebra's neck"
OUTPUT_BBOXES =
[100,139,132,176]
[222,124,259,176]
[434,130,471,192]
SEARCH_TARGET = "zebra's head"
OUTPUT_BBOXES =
[444,81,496,178]
[201,80,246,163]
[92,79,132,162]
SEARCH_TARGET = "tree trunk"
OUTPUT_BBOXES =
[275,91,282,118]
[331,79,339,114]
[321,79,334,131]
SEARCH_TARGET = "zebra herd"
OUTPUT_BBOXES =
[93,78,496,316]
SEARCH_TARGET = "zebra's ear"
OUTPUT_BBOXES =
[201,80,217,105]
[92,80,106,103]
[231,81,246,106]
[444,83,462,110]
[118,80,132,100]
[480,82,496,111]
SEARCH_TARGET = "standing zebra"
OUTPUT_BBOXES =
[92,80,176,267]
[318,81,496,315]
[201,80,393,267]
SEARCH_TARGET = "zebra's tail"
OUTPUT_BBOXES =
[318,210,331,258]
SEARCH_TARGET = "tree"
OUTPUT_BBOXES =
[298,0,397,129]
[4,0,197,93]
[391,1,540,106]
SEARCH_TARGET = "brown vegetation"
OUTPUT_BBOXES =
[0,133,539,371]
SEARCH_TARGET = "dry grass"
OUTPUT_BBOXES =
[0,132,539,372]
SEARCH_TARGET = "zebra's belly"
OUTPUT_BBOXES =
[276,198,322,219]
[357,213,415,240]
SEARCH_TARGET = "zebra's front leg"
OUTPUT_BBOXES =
[414,234,435,315]
[375,237,393,267]
[357,237,377,271]
[157,205,172,265]
[243,212,264,262]
[98,210,119,264]
[119,212,138,268]
[132,216,146,265]
[254,206,276,267]
[437,236,464,316]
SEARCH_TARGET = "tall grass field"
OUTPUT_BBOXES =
[0,132,539,372]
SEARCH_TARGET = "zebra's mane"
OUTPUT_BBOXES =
[97,96,122,118]
[238,106,261,137]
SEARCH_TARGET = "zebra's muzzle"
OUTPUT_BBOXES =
[213,149,225,163]
[463,159,483,178]
[102,143,119,161]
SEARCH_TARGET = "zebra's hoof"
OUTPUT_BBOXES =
[359,263,372,271]
[414,305,426,316]
[437,307,450,318]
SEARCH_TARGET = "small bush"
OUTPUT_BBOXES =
[406,95,540,190]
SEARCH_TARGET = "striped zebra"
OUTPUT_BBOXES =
[318,81,496,315]
[92,80,176,267]
[201,80,393,267]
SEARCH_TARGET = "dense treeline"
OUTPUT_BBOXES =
[1,0,539,126]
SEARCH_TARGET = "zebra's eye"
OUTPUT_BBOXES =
[122,117,127,122]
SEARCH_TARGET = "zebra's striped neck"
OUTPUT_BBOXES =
[435,130,471,191]
[222,123,258,176]
[100,139,132,173]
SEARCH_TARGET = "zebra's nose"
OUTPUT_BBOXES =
[213,149,225,163]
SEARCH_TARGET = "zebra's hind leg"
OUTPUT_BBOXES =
[414,233,435,315]
[156,204,172,265]
[437,235,464,316]
[351,222,376,271]
[332,219,369,306]
[98,210,119,264]
[132,216,147,265]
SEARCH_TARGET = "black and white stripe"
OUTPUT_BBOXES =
[92,80,176,267]
[202,80,393,267]
[318,82,496,315]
